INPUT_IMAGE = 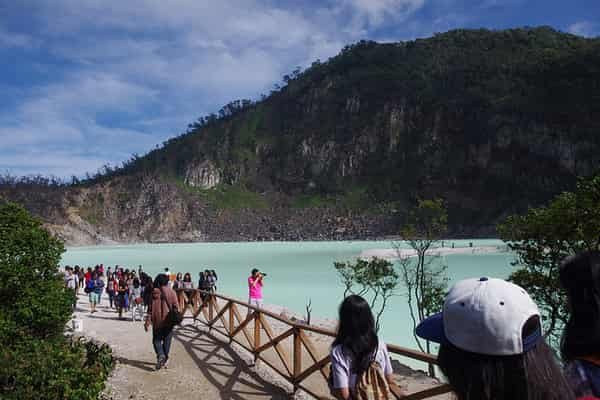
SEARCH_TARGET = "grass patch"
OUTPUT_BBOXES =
[180,182,268,210]
[290,194,335,208]
[205,185,268,209]
[291,186,371,210]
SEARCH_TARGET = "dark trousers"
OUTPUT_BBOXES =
[107,291,115,308]
[152,327,173,360]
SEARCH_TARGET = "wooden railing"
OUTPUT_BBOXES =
[175,289,452,400]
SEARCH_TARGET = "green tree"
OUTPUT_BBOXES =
[0,201,114,400]
[498,175,600,344]
[333,257,400,332]
[0,201,72,338]
[395,199,449,377]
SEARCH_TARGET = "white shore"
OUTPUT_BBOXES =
[359,245,502,260]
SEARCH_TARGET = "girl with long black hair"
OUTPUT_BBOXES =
[560,251,600,398]
[330,295,395,400]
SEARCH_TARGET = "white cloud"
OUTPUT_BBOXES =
[345,0,426,26]
[0,0,430,177]
[0,28,37,49]
[568,21,598,38]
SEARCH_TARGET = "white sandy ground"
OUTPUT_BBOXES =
[71,293,450,400]
[359,246,502,260]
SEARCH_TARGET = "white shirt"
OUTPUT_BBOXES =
[330,339,393,390]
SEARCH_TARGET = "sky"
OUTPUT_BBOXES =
[0,0,599,178]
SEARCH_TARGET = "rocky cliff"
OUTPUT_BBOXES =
[2,27,599,245]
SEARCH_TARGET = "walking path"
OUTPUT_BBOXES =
[72,293,448,400]
[73,293,290,400]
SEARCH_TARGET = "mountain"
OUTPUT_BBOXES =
[2,27,599,245]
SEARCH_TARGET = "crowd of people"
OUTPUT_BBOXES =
[63,252,600,400]
[63,264,226,371]
[63,265,219,319]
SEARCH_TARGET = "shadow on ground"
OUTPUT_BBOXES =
[174,325,290,400]
[116,356,156,372]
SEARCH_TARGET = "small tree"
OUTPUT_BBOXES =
[0,201,72,339]
[0,201,115,400]
[498,175,600,344]
[395,198,449,377]
[333,257,400,332]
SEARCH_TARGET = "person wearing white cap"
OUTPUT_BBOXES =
[416,277,574,400]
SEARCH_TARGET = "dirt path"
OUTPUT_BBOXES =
[73,294,290,400]
[73,293,449,400]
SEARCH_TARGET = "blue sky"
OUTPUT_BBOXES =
[0,0,598,178]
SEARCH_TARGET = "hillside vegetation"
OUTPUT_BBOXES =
[1,27,599,244]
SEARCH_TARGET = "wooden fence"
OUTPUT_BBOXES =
[175,289,452,400]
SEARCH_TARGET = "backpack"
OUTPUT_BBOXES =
[84,280,94,294]
[355,361,392,400]
[328,360,393,400]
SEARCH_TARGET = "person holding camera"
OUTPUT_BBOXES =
[248,268,266,309]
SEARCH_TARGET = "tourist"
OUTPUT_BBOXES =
[198,271,211,306]
[208,269,218,292]
[248,268,264,309]
[73,265,81,295]
[64,266,77,309]
[86,272,104,313]
[173,272,183,290]
[142,273,154,309]
[125,272,134,310]
[84,267,92,285]
[116,278,129,318]
[182,273,194,290]
[180,273,194,305]
[329,295,399,400]
[130,278,144,321]
[106,273,116,309]
[416,277,574,400]
[560,251,600,398]
[77,265,85,289]
[145,273,179,370]
[164,267,174,288]
[97,271,106,306]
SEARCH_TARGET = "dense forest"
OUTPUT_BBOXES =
[1,27,599,244]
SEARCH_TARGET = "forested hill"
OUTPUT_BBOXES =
[2,27,599,244]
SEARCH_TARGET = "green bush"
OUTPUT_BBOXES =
[0,202,72,338]
[0,337,114,400]
[0,202,114,399]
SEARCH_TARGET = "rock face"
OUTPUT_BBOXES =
[184,160,222,189]
[1,28,599,245]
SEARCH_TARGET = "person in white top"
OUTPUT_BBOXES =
[330,295,399,399]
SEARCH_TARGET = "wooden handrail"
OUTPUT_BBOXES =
[175,289,452,400]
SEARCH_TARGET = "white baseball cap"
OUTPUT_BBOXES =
[416,277,542,356]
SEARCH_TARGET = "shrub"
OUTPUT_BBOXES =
[0,337,114,400]
[0,201,114,399]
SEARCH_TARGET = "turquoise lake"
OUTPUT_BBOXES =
[62,239,516,369]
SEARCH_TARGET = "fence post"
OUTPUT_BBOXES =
[293,327,302,394]
[229,301,235,339]
[254,311,261,363]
